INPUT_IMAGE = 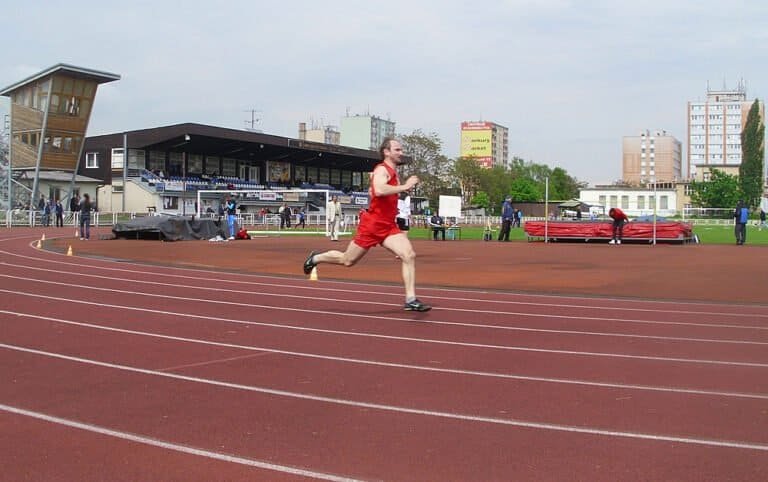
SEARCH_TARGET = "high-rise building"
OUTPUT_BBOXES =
[622,129,681,184]
[687,80,765,180]
[340,114,395,150]
[298,122,340,145]
[459,121,508,169]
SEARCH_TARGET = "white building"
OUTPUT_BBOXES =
[687,80,765,180]
[340,114,395,150]
[579,184,680,218]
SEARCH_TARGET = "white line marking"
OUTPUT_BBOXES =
[2,343,768,452]
[3,288,768,368]
[2,250,767,316]
[4,259,768,323]
[0,403,360,481]
[4,308,767,400]
[3,271,768,342]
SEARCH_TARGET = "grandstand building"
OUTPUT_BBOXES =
[78,123,383,214]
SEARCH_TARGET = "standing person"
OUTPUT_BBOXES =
[733,200,749,245]
[498,196,514,241]
[42,200,51,227]
[759,208,766,231]
[327,195,342,241]
[79,193,92,240]
[296,208,306,229]
[302,137,431,312]
[225,195,237,240]
[396,191,411,231]
[54,199,64,227]
[608,207,629,244]
[70,194,80,213]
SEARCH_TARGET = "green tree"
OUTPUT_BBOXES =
[398,130,451,206]
[689,168,742,209]
[478,166,513,214]
[739,99,765,209]
[452,156,483,205]
[470,191,490,210]
[508,177,541,202]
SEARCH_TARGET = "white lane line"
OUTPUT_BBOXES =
[3,272,768,340]
[0,403,360,482]
[4,259,768,323]
[3,286,768,370]
[3,343,768,452]
[2,251,766,316]
[3,308,767,400]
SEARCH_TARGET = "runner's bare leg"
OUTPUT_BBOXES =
[313,241,368,267]
[382,233,416,300]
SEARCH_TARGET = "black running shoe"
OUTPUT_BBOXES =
[404,299,432,312]
[303,251,317,275]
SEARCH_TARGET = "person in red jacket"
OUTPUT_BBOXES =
[608,207,629,244]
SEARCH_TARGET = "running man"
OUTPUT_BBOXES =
[303,138,431,312]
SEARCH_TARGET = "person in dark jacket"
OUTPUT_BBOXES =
[498,196,514,241]
[79,193,92,240]
[54,199,64,227]
[733,200,749,245]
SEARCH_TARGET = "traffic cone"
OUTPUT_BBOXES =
[75,228,79,237]
[309,267,318,281]
[66,245,73,256]
[41,233,46,241]
[35,239,41,249]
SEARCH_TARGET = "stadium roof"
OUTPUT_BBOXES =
[84,123,387,172]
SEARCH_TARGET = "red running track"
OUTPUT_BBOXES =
[1,230,768,481]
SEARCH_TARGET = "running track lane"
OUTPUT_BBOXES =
[1,232,767,480]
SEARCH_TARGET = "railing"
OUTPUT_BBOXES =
[3,210,736,230]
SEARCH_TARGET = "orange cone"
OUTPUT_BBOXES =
[35,239,41,249]
[41,233,46,241]
[66,245,73,256]
[309,267,318,281]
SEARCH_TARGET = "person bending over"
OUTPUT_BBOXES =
[608,207,629,244]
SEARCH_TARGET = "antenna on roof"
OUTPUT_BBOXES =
[243,108,263,133]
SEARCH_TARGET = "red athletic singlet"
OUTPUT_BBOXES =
[353,162,401,249]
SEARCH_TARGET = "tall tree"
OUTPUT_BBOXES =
[739,99,765,209]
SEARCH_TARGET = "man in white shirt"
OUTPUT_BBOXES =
[396,192,411,231]
[327,195,342,241]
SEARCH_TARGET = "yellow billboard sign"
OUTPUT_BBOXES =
[460,129,492,158]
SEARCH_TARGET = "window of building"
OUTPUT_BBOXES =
[111,148,124,169]
[599,195,606,207]
[637,196,645,209]
[660,196,668,210]
[86,152,99,169]
[609,195,618,208]
[621,195,629,209]
[221,157,237,177]
[649,195,656,209]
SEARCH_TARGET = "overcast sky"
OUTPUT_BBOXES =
[1,0,766,185]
